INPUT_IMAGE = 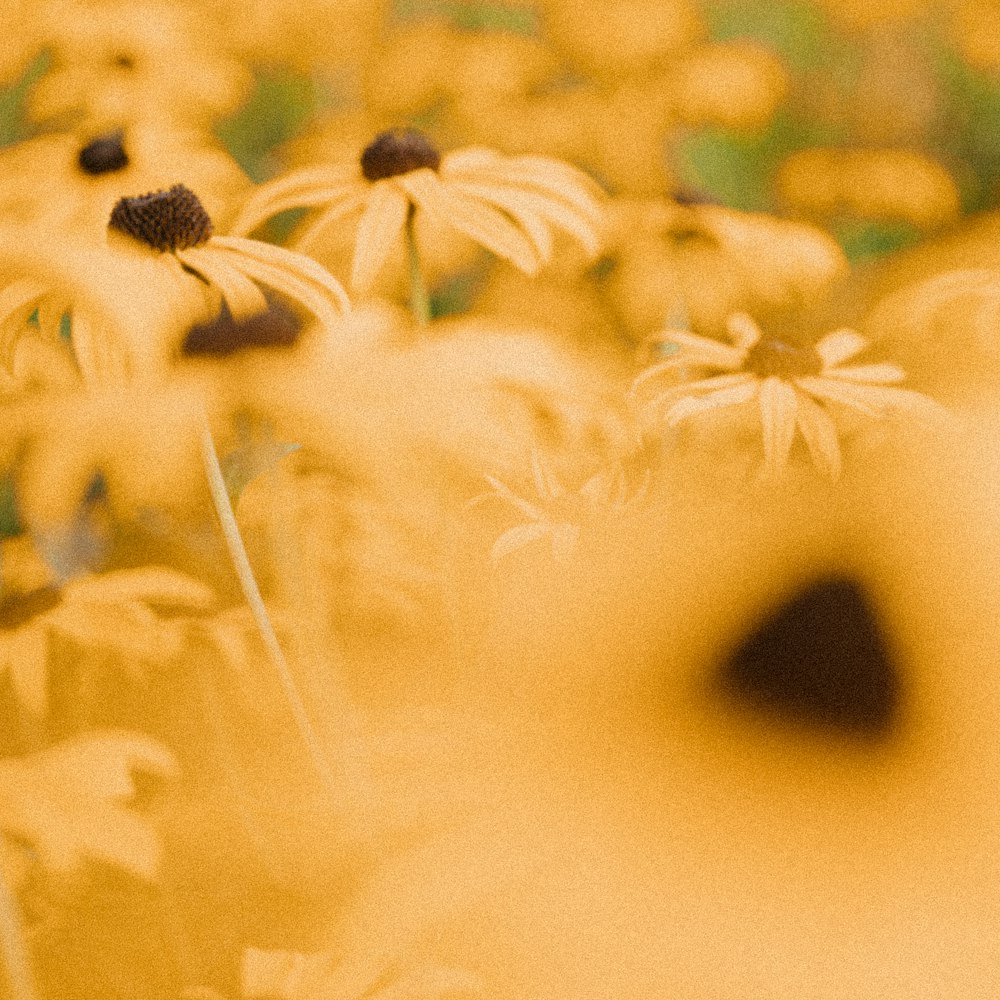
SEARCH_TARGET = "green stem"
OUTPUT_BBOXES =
[406,208,431,326]
[0,860,35,1000]
[199,420,344,809]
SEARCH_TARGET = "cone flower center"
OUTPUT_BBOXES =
[360,128,441,181]
[745,337,823,378]
[108,183,213,252]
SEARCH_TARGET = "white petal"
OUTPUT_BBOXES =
[758,377,798,477]
[794,390,842,480]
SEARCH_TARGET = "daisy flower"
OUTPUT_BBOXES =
[473,450,642,562]
[633,312,946,480]
[231,128,605,291]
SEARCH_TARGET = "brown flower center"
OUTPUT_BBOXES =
[78,129,129,176]
[360,129,441,182]
[108,183,213,252]
[0,586,62,631]
[745,337,823,379]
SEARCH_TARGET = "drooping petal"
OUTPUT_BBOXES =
[229,166,361,236]
[63,567,216,610]
[0,279,47,366]
[758,376,798,477]
[664,378,759,425]
[491,521,551,561]
[794,389,842,480]
[725,312,763,350]
[649,329,747,370]
[530,450,565,500]
[294,190,371,255]
[400,170,540,274]
[177,245,269,320]
[795,376,895,416]
[450,179,600,257]
[640,373,756,422]
[825,363,907,385]
[815,327,868,367]
[482,475,544,520]
[351,181,410,290]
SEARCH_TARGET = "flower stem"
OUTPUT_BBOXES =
[198,420,344,809]
[0,859,35,1000]
[405,207,431,326]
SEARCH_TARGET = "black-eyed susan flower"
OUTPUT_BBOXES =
[633,312,946,480]
[0,183,348,386]
[0,536,215,717]
[231,129,604,292]
[473,450,642,562]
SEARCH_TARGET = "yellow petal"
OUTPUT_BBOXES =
[294,190,370,255]
[794,389,842,480]
[351,181,410,290]
[815,328,867,367]
[64,567,216,610]
[401,171,540,274]
[177,246,269,321]
[229,167,361,236]
[7,628,49,717]
[758,376,798,477]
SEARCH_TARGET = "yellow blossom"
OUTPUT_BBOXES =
[231,130,604,292]
[633,312,945,479]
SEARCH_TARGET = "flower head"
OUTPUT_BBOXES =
[632,312,946,480]
[232,130,605,291]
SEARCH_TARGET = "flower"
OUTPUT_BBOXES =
[231,129,605,291]
[473,450,642,562]
[632,312,946,480]
[0,183,349,385]
[0,536,216,717]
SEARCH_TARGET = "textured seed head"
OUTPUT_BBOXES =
[745,337,823,379]
[361,128,440,181]
[78,129,129,175]
[108,183,213,252]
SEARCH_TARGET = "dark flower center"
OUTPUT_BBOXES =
[360,129,441,182]
[0,586,62,631]
[78,129,129,176]
[108,183,213,252]
[745,337,823,379]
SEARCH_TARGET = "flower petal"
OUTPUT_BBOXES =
[351,182,410,290]
[815,328,868,367]
[229,166,361,235]
[664,378,759,425]
[400,170,540,274]
[8,629,49,717]
[482,475,544,520]
[825,363,907,385]
[725,312,763,350]
[650,329,747,370]
[294,190,371,255]
[794,390,842,480]
[491,522,551,561]
[758,376,798,477]
[177,246,269,321]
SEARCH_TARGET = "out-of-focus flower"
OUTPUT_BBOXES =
[0,730,178,880]
[472,450,642,561]
[0,125,250,235]
[953,0,1000,69]
[777,148,960,229]
[602,198,847,339]
[667,41,788,130]
[27,0,251,129]
[233,129,604,292]
[0,535,215,716]
[813,0,932,30]
[539,0,704,79]
[633,312,945,479]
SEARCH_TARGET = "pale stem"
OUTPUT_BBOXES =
[0,858,35,1000]
[406,207,431,326]
[199,420,343,805]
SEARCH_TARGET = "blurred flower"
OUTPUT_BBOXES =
[232,129,604,291]
[602,198,847,338]
[633,312,945,479]
[473,450,641,561]
[0,124,250,235]
[777,147,960,229]
[27,0,251,129]
[0,535,215,716]
[0,730,178,880]
[953,0,1000,69]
